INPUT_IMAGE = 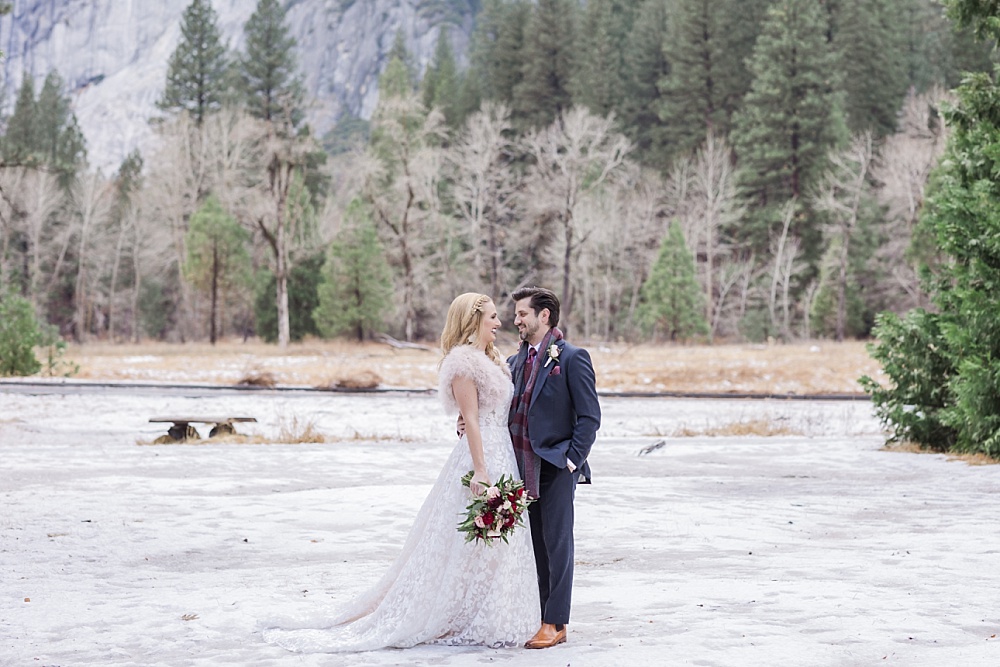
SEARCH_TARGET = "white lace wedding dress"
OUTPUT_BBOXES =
[260,345,539,653]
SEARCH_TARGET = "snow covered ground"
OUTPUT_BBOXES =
[2,387,999,666]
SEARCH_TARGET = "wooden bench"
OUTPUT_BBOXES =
[149,417,257,442]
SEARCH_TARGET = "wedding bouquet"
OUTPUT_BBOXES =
[458,471,532,546]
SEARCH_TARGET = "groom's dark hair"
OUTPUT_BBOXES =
[511,286,560,327]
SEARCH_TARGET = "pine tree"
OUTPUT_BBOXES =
[513,0,578,129]
[236,0,304,129]
[313,200,392,342]
[183,195,250,344]
[158,0,230,125]
[660,0,772,160]
[716,0,774,125]
[574,0,629,119]
[422,28,462,129]
[732,0,847,250]
[639,222,708,341]
[4,76,38,163]
[386,30,418,91]
[3,72,85,179]
[470,0,529,105]
[659,0,728,158]
[831,0,908,136]
[621,0,671,169]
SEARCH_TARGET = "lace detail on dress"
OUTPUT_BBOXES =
[260,369,538,653]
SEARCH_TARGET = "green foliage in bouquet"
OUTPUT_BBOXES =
[458,471,533,546]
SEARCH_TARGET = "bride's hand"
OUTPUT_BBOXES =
[469,469,490,496]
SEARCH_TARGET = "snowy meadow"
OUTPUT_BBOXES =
[2,385,999,666]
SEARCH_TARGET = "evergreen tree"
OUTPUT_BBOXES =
[313,200,392,341]
[861,0,1000,457]
[183,195,250,344]
[732,0,847,250]
[0,290,43,376]
[470,0,529,105]
[253,252,323,343]
[3,72,85,179]
[621,0,671,169]
[386,29,418,91]
[158,0,229,125]
[4,75,38,163]
[659,0,728,158]
[421,28,462,128]
[513,0,578,129]
[574,0,629,119]
[35,73,71,163]
[639,222,708,341]
[716,0,774,124]
[831,0,909,136]
[236,0,304,129]
[660,0,773,160]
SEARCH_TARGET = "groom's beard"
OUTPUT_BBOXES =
[518,322,539,342]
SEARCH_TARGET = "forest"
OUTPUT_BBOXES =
[0,0,996,349]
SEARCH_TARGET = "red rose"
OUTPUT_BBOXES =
[508,493,517,503]
[516,487,525,499]
[505,515,516,528]
[483,512,495,526]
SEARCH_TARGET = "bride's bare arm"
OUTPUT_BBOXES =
[452,375,488,495]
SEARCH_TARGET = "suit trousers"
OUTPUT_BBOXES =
[528,458,578,625]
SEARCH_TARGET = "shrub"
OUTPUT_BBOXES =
[859,310,957,451]
[0,292,43,376]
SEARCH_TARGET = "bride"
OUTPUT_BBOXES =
[260,293,539,652]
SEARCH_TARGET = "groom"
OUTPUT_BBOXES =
[507,286,601,649]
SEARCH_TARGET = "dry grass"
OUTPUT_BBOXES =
[62,338,877,396]
[884,441,999,465]
[236,366,277,388]
[659,417,802,438]
[318,369,382,390]
[274,415,326,443]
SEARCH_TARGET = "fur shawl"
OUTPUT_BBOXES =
[438,345,513,415]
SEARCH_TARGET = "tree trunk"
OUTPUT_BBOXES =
[131,220,142,343]
[210,242,219,345]
[275,216,290,348]
[836,233,851,342]
[562,216,574,333]
[108,221,127,341]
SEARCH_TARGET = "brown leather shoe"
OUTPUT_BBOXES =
[524,623,567,649]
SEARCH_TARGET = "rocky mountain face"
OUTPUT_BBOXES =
[0,0,476,170]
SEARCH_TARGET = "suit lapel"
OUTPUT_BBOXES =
[530,340,561,406]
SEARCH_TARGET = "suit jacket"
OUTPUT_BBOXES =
[508,337,601,482]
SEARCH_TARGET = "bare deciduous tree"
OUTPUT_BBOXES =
[446,102,522,298]
[522,107,632,329]
[814,131,876,341]
[70,171,114,342]
[873,87,950,310]
[364,92,447,341]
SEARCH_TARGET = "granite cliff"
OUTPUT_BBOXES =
[0,0,476,169]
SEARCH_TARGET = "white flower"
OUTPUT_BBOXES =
[474,516,486,529]
[544,343,560,367]
[502,499,512,511]
[486,485,501,500]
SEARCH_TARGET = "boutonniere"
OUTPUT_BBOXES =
[544,343,560,368]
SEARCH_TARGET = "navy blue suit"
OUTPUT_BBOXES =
[508,336,601,625]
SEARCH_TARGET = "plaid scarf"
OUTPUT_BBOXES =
[509,327,563,499]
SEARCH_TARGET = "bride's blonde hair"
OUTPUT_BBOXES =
[440,293,503,366]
